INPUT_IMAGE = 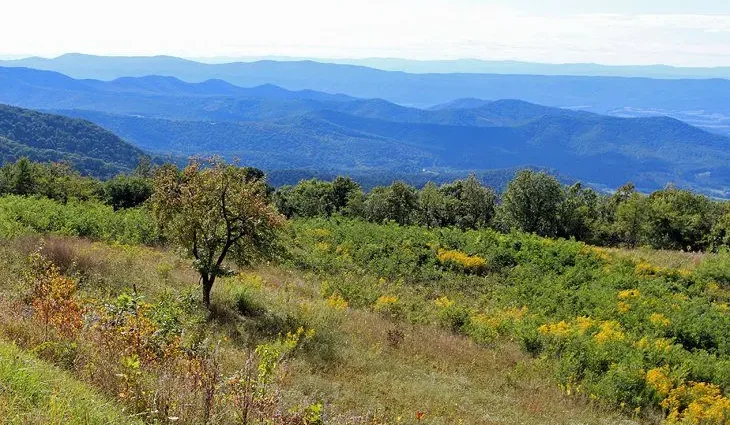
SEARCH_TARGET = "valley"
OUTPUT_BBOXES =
[2,66,729,195]
[2,6,730,422]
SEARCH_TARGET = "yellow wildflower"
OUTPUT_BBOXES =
[617,301,632,313]
[635,262,658,276]
[594,321,625,344]
[503,306,528,320]
[574,316,595,334]
[538,320,571,337]
[326,294,348,311]
[677,269,692,279]
[618,289,641,299]
[654,338,673,352]
[471,313,501,327]
[434,296,455,308]
[437,249,487,273]
[314,241,330,252]
[646,366,673,396]
[649,313,671,327]
[662,382,730,424]
[374,295,398,311]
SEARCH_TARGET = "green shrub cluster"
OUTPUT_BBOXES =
[0,195,158,245]
[287,218,730,418]
[0,157,153,209]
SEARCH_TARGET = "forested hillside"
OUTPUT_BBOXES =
[0,104,147,177]
[2,67,729,196]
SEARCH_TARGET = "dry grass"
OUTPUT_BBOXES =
[0,236,641,424]
[0,235,198,299]
[605,246,708,270]
[244,267,638,425]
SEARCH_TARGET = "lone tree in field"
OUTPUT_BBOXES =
[151,158,284,307]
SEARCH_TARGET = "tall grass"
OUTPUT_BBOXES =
[0,234,631,424]
[0,340,142,425]
[286,218,730,422]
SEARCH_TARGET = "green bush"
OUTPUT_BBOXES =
[0,195,158,244]
[286,217,730,416]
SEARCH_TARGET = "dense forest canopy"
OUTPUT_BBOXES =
[0,104,147,178]
[3,67,730,195]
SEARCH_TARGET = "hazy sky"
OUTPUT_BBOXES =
[3,0,730,66]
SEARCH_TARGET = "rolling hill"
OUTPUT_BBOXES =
[0,104,146,177]
[2,54,730,136]
[1,67,729,195]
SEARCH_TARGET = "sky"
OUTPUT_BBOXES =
[3,0,730,66]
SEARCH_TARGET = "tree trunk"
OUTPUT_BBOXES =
[202,274,215,308]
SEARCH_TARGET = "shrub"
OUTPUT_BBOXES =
[27,251,84,341]
[235,287,266,317]
[0,195,158,244]
[662,382,730,424]
[285,217,730,416]
[437,249,487,274]
[435,298,470,332]
[373,295,401,318]
[463,314,499,345]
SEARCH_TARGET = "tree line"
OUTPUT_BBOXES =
[275,172,730,252]
[2,157,729,253]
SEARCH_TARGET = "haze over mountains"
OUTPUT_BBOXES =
[1,63,729,196]
[3,54,730,137]
[193,56,730,80]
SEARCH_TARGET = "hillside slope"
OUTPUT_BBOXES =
[0,104,145,177]
[0,227,638,424]
[0,341,142,424]
[58,105,730,194]
[2,67,729,194]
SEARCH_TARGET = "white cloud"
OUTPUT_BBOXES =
[1,0,730,66]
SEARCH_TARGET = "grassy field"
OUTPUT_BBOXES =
[220,267,633,424]
[0,209,728,423]
[0,234,638,424]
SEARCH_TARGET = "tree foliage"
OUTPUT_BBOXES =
[3,156,730,254]
[439,174,496,229]
[150,158,284,307]
[364,181,419,225]
[270,170,730,252]
[102,175,153,210]
[0,157,101,202]
[499,170,564,237]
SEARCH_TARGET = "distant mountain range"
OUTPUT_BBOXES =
[2,54,730,136]
[12,54,730,80]
[193,56,730,80]
[0,104,146,177]
[0,66,728,196]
